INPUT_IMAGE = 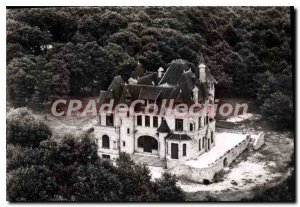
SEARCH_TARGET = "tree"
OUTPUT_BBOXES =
[260,91,293,128]
[6,6,293,127]
[6,108,52,147]
[6,19,52,55]
[46,57,70,101]
[7,56,37,106]
[7,165,57,201]
[153,173,185,201]
[114,153,156,201]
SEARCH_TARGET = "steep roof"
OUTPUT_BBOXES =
[99,90,107,105]
[139,87,162,100]
[137,72,161,85]
[131,61,145,79]
[158,59,190,86]
[107,76,124,98]
[157,119,171,133]
[206,69,217,83]
[100,58,216,105]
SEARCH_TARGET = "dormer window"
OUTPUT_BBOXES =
[106,114,114,126]
[175,119,183,131]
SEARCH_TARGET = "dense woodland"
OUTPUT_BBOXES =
[6,7,293,127]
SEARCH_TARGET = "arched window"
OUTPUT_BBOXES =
[102,135,110,149]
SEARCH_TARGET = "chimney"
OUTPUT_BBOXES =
[192,86,199,103]
[199,63,206,82]
[158,67,164,78]
[199,54,206,82]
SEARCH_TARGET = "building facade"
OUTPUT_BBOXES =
[94,56,217,168]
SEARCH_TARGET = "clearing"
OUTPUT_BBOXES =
[43,113,294,201]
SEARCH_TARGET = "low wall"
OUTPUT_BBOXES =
[252,132,264,150]
[167,136,251,182]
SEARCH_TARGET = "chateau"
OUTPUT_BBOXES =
[94,56,218,166]
[94,56,264,182]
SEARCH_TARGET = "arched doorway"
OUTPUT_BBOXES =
[138,136,158,153]
[223,158,228,167]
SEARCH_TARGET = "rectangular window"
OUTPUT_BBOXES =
[171,143,178,159]
[199,138,201,151]
[183,144,186,156]
[206,116,209,125]
[145,115,150,127]
[211,131,214,143]
[202,137,205,148]
[106,114,114,126]
[153,116,158,127]
[137,115,142,126]
[123,141,126,147]
[102,154,110,159]
[199,117,201,128]
[175,119,183,131]
[190,123,193,131]
[127,128,130,134]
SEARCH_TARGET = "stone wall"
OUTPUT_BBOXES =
[94,124,120,160]
[167,136,251,182]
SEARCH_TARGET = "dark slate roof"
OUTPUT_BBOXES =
[139,87,162,100]
[131,62,145,79]
[120,85,174,101]
[199,54,205,64]
[124,85,132,98]
[156,87,174,100]
[158,59,190,86]
[166,133,192,141]
[137,72,160,85]
[99,90,107,105]
[107,89,114,99]
[157,119,171,133]
[107,76,124,98]
[100,58,216,105]
[206,69,217,83]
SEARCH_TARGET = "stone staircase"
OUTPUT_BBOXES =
[131,153,166,168]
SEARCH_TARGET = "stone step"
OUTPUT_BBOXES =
[131,153,166,168]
